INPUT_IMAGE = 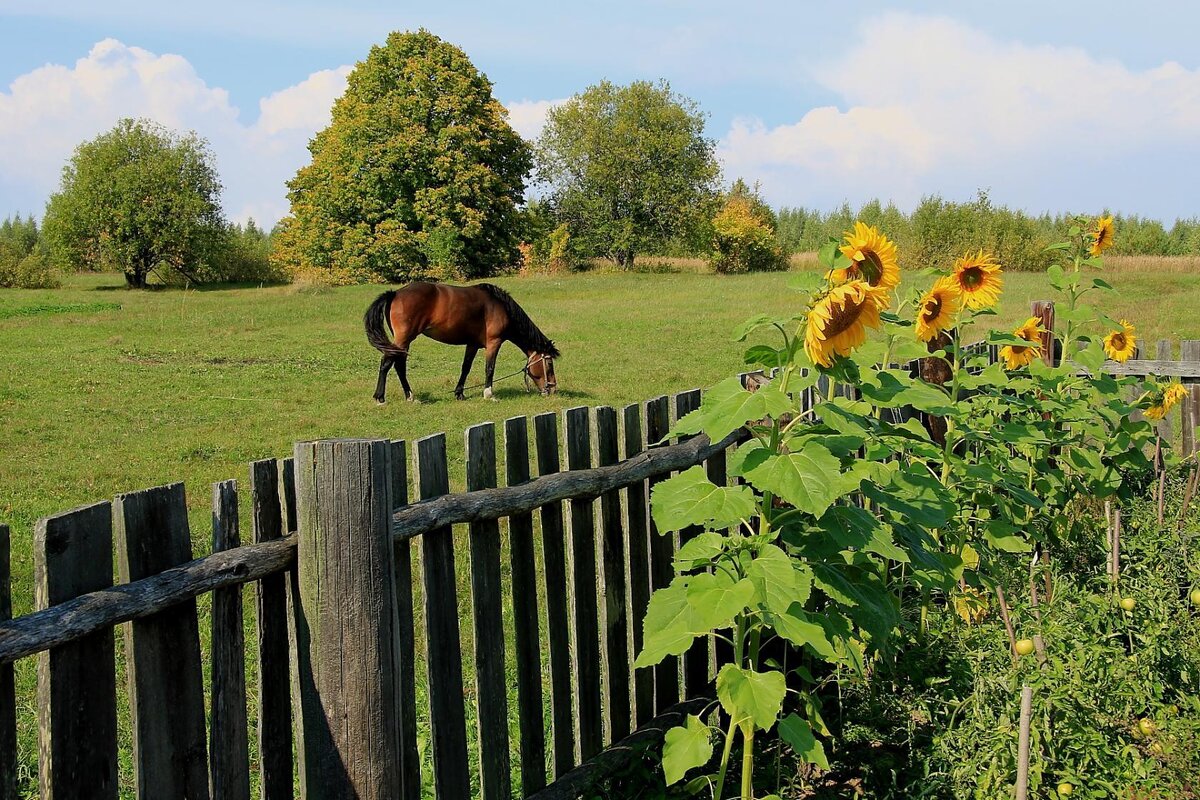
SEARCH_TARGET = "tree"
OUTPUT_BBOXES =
[41,118,223,288]
[535,80,720,268]
[271,30,532,284]
[708,180,788,274]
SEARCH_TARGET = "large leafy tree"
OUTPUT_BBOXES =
[42,118,223,288]
[536,80,720,268]
[273,30,531,283]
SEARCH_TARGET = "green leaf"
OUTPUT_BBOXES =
[662,714,714,785]
[687,571,755,630]
[651,465,757,533]
[1092,277,1114,291]
[744,344,788,369]
[984,520,1032,553]
[637,581,702,667]
[716,664,787,732]
[778,714,829,769]
[817,239,838,268]
[773,605,838,660]
[677,376,793,442]
[674,532,728,567]
[741,441,844,518]
[732,314,773,342]
[746,543,800,614]
[1047,263,1065,289]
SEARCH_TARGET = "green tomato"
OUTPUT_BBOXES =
[1057,782,1074,796]
[1190,588,1200,607]
[1015,638,1035,656]
[1139,717,1156,736]
[1120,597,1137,612]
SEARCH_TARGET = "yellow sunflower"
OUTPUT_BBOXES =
[951,250,1004,309]
[804,280,888,367]
[1103,320,1137,362]
[915,276,962,342]
[832,221,901,294]
[1165,382,1188,409]
[1090,216,1115,256]
[999,317,1045,370]
[1142,382,1186,420]
[1144,392,1168,421]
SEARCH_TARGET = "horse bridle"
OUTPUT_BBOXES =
[523,353,556,395]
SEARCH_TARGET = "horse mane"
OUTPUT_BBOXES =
[476,283,560,357]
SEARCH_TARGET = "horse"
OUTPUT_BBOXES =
[364,281,559,403]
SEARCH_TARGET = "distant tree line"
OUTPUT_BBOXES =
[6,30,1199,290]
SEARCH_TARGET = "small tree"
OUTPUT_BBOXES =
[271,30,531,283]
[0,215,58,288]
[709,180,788,274]
[41,118,223,288]
[536,80,720,268]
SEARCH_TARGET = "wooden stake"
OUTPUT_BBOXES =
[1015,685,1034,800]
[995,585,1018,661]
[1112,509,1122,587]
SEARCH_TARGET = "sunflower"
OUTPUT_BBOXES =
[999,317,1044,370]
[804,280,888,367]
[915,277,962,342]
[1165,382,1188,409]
[832,221,900,294]
[1143,382,1186,420]
[1090,216,1115,256]
[1103,320,1137,362]
[951,250,1004,309]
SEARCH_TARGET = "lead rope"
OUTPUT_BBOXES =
[459,354,548,396]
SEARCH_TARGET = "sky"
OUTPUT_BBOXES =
[1,1,1198,227]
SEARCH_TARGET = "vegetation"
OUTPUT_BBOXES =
[708,180,788,275]
[0,215,57,288]
[535,80,719,268]
[270,29,531,284]
[41,118,225,288]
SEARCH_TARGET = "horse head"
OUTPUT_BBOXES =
[525,353,557,396]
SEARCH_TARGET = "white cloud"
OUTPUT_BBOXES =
[0,39,567,225]
[504,98,564,142]
[0,39,349,225]
[719,14,1200,215]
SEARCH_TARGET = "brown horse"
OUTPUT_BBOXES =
[364,282,559,403]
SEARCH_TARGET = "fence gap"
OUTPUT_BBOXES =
[503,416,547,794]
[210,481,250,800]
[35,503,119,799]
[465,423,512,799]
[534,412,575,777]
[388,440,422,800]
[414,433,472,799]
[595,406,631,743]
[114,483,210,799]
[622,403,654,728]
[249,459,294,800]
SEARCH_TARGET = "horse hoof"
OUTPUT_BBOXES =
[454,393,466,401]
[483,387,494,400]
[373,398,385,406]
[406,396,420,404]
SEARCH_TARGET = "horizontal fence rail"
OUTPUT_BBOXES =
[0,299,1195,798]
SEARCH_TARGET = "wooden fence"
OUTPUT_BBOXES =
[0,301,1197,799]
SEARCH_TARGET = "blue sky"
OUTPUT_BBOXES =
[2,1,1198,225]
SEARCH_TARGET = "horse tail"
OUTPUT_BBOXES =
[364,291,405,357]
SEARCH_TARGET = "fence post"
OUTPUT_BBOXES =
[0,525,12,800]
[293,439,401,799]
[1182,341,1199,456]
[1030,301,1056,366]
[210,481,250,800]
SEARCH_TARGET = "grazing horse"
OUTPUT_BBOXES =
[364,282,559,403]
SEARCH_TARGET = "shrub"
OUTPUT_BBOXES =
[709,192,787,274]
[0,215,59,288]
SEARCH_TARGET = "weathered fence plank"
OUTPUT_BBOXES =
[466,424,511,800]
[565,407,603,761]
[535,412,575,777]
[415,434,472,799]
[114,483,210,800]
[1031,301,1056,366]
[388,440,421,800]
[0,525,13,800]
[34,503,119,799]
[504,415,547,795]
[280,456,298,533]
[1099,358,1200,378]
[210,482,250,800]
[1183,341,1200,456]
[293,438,401,799]
[250,459,294,800]
[675,389,709,699]
[622,403,653,728]
[595,406,631,744]
[646,395,679,714]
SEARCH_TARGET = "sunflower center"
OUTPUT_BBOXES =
[1010,345,1028,355]
[856,249,884,285]
[1110,332,1126,350]
[823,296,867,339]
[922,296,943,323]
[960,266,983,288]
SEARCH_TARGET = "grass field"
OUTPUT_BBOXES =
[1,257,1198,793]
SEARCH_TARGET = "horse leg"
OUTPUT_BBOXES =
[392,352,416,402]
[373,355,393,404]
[482,340,502,400]
[455,346,479,400]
